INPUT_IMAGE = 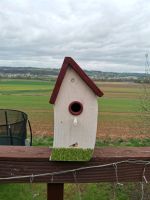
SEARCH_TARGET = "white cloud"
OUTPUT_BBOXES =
[0,0,150,72]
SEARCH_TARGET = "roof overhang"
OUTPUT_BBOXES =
[49,57,104,104]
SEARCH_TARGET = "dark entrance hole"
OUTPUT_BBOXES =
[69,101,83,116]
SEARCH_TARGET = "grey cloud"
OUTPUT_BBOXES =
[0,0,150,72]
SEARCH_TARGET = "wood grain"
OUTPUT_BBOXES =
[0,146,150,183]
[47,183,64,200]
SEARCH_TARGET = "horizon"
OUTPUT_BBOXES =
[0,65,146,74]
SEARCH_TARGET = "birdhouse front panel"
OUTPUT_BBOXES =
[49,57,103,161]
[54,66,98,149]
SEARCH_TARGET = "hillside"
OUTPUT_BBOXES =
[0,66,146,82]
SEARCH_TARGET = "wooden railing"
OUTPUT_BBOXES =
[0,146,150,199]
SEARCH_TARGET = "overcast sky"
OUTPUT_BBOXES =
[0,0,150,72]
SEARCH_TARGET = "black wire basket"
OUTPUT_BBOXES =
[0,109,32,146]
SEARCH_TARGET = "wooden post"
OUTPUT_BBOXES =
[47,183,64,200]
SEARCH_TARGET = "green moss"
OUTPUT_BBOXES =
[50,148,94,161]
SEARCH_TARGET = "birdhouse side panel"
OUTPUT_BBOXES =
[53,67,98,149]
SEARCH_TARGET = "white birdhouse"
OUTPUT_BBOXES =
[49,57,103,161]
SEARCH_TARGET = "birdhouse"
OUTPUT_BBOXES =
[49,57,103,161]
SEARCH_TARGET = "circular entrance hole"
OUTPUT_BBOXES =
[69,101,83,116]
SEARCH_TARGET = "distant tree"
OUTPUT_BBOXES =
[139,53,150,134]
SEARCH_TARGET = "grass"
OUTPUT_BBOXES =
[100,97,140,113]
[95,137,150,147]
[0,184,46,200]
[50,147,93,161]
[0,79,142,112]
[0,182,137,200]
[32,136,150,148]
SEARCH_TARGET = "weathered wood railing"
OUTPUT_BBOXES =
[0,146,150,199]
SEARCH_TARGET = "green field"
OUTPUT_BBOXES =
[0,79,147,139]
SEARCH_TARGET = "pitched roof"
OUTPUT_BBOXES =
[49,57,104,104]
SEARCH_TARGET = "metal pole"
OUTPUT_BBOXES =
[5,111,13,145]
[5,111,9,136]
[47,183,64,200]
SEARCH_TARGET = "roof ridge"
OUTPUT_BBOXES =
[49,57,104,104]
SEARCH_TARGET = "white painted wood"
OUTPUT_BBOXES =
[53,67,98,149]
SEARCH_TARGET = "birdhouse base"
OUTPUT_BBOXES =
[50,148,93,161]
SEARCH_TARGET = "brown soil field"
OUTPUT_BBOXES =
[29,112,149,140]
[25,81,149,140]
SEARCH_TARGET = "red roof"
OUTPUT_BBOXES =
[49,57,104,104]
